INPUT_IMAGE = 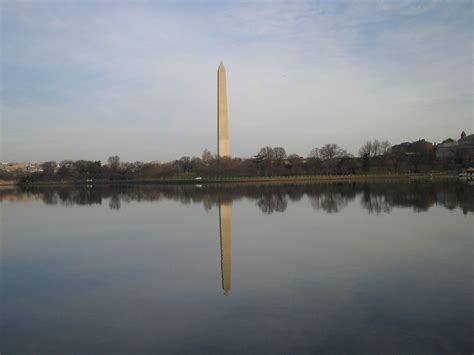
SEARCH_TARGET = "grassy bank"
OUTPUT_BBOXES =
[17,172,457,187]
[0,180,17,186]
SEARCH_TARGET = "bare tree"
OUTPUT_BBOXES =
[380,140,391,154]
[319,144,348,160]
[108,155,120,170]
[359,141,373,157]
[259,146,275,160]
[372,139,381,156]
[273,147,287,161]
[202,149,213,163]
[308,148,320,159]
[359,140,391,157]
[178,156,191,173]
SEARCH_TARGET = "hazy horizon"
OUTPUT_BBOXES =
[2,0,472,163]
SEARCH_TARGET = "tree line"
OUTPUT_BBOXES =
[13,139,470,183]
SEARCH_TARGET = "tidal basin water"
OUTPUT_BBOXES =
[1,181,473,354]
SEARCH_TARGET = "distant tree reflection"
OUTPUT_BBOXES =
[360,193,392,214]
[306,183,356,213]
[309,194,349,213]
[2,180,472,215]
[41,189,59,205]
[257,193,288,213]
[109,194,121,210]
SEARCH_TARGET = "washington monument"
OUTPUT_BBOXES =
[217,62,230,158]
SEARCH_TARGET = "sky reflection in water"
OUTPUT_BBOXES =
[1,181,473,354]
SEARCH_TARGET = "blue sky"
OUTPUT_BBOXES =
[1,0,472,162]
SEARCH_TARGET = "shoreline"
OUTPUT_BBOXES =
[9,173,460,187]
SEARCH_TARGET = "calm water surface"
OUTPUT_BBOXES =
[1,181,473,354]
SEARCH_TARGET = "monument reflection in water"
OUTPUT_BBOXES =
[218,202,232,296]
[1,181,473,354]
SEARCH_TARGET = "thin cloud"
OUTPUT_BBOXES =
[1,1,472,162]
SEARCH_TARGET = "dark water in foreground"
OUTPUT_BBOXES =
[1,181,473,354]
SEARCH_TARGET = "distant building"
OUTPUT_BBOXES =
[456,132,474,163]
[435,131,474,162]
[252,154,264,161]
[26,165,43,173]
[412,139,435,153]
[390,142,411,155]
[440,138,457,147]
[436,138,457,160]
[458,132,474,146]
[391,139,434,156]
[1,162,41,173]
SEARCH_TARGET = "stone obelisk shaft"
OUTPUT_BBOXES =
[217,62,230,158]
